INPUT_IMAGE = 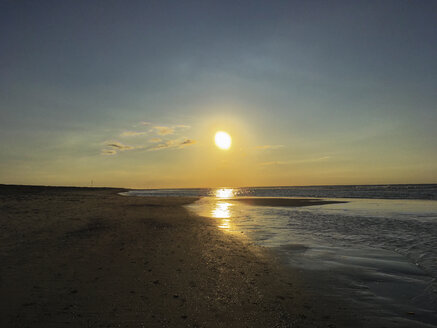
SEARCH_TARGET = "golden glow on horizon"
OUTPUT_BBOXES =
[214,131,232,150]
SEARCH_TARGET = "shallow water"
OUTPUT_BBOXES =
[188,197,437,276]
[186,196,437,326]
[127,186,437,326]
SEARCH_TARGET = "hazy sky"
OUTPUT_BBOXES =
[1,0,436,188]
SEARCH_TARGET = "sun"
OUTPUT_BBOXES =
[214,131,232,150]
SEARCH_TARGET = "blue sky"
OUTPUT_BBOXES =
[1,0,436,187]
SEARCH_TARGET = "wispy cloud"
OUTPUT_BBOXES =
[101,149,117,156]
[179,139,196,147]
[148,140,177,151]
[103,122,194,155]
[151,126,175,136]
[126,122,192,137]
[101,141,135,155]
[106,141,134,150]
[150,124,191,136]
[254,145,284,150]
[120,131,148,137]
[147,138,196,151]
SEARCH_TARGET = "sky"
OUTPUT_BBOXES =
[1,0,436,188]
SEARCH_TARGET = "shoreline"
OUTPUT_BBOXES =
[0,185,355,327]
[187,194,437,327]
[229,197,347,207]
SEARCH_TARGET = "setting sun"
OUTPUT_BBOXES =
[214,131,232,150]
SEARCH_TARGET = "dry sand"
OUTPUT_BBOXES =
[0,185,355,327]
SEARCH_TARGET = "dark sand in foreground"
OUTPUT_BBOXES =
[1,185,357,327]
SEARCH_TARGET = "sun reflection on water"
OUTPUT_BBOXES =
[212,202,231,218]
[212,201,233,229]
[215,188,234,199]
[209,189,237,230]
[218,218,231,229]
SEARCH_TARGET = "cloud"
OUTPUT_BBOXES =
[152,126,175,135]
[179,139,196,147]
[148,144,171,151]
[120,131,147,137]
[122,123,189,137]
[148,140,177,151]
[101,149,117,156]
[107,141,134,150]
[255,145,284,150]
[103,122,194,155]
[101,141,135,155]
[147,138,197,151]
[150,124,191,136]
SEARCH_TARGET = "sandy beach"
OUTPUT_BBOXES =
[0,185,376,327]
[2,0,436,326]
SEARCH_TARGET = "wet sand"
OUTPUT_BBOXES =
[1,185,359,327]
[230,197,346,207]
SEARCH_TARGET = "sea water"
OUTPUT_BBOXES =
[126,184,437,200]
[126,185,437,326]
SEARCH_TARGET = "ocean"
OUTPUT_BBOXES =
[125,184,437,326]
[126,184,437,200]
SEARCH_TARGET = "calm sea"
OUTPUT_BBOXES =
[126,184,437,200]
[125,184,437,325]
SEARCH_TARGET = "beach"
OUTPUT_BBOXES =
[2,1,436,326]
[0,185,362,327]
